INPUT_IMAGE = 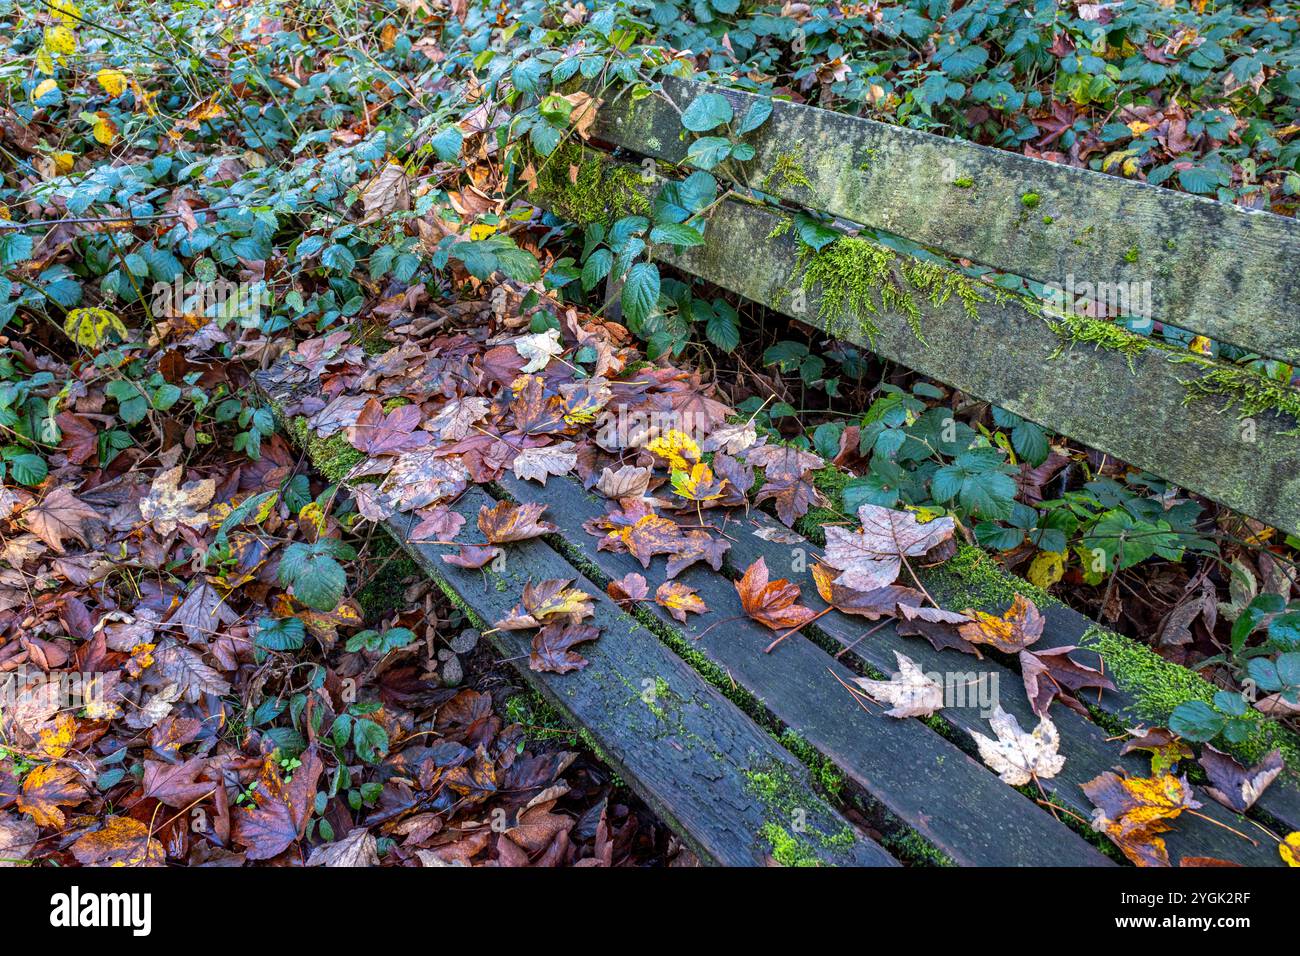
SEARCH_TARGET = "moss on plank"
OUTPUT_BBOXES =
[529,142,649,227]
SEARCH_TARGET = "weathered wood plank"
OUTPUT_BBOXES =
[257,371,894,867]
[603,180,1300,537]
[720,507,1286,865]
[496,473,1111,867]
[591,75,1300,363]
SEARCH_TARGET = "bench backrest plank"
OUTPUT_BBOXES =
[593,76,1300,364]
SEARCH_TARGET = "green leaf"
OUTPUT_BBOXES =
[681,92,734,132]
[278,540,351,611]
[620,262,660,325]
[352,718,389,764]
[736,98,773,135]
[256,617,307,652]
[684,136,731,169]
[649,222,705,247]
[1168,701,1226,743]
[705,308,739,352]
[6,452,47,486]
[581,248,612,292]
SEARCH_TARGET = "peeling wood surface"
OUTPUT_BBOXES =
[592,75,1300,363]
[498,474,1111,867]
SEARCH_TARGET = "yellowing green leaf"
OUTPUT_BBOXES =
[45,26,77,56]
[64,307,128,349]
[97,69,127,97]
[1027,550,1065,590]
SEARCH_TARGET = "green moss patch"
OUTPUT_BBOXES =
[528,143,649,227]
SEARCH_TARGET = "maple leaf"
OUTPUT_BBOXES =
[428,396,491,441]
[1019,644,1114,717]
[170,578,240,645]
[754,471,827,527]
[607,572,649,608]
[970,705,1065,786]
[530,622,600,674]
[655,581,708,623]
[609,513,683,568]
[515,328,564,373]
[852,651,944,718]
[307,826,380,867]
[1198,746,1283,813]
[512,442,577,485]
[306,393,370,437]
[233,747,325,861]
[645,429,701,471]
[56,412,99,465]
[374,448,470,511]
[736,557,817,632]
[1082,771,1202,867]
[441,544,501,568]
[823,504,955,592]
[478,500,556,543]
[744,444,823,483]
[670,462,726,503]
[495,578,595,630]
[139,465,215,538]
[70,816,164,866]
[17,764,88,828]
[702,421,757,455]
[811,561,922,620]
[407,505,466,542]
[22,486,99,553]
[347,398,430,456]
[665,530,729,579]
[142,757,215,808]
[153,640,232,702]
[959,594,1045,653]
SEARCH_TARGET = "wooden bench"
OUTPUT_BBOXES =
[257,77,1300,865]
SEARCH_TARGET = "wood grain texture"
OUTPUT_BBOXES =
[592,75,1300,363]
[722,507,1287,866]
[497,473,1111,866]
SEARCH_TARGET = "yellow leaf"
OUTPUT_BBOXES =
[646,429,701,471]
[380,22,398,49]
[298,501,327,538]
[32,78,58,102]
[468,222,497,240]
[35,47,55,75]
[1281,832,1300,867]
[1027,550,1065,591]
[54,151,75,174]
[47,0,82,23]
[96,69,127,97]
[1189,335,1212,356]
[91,111,117,145]
[37,714,77,758]
[64,307,128,349]
[45,25,77,56]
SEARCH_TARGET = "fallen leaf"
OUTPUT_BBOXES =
[512,442,577,485]
[1082,771,1202,867]
[515,329,564,373]
[595,464,652,500]
[441,544,501,568]
[1120,726,1193,775]
[347,398,430,456]
[1198,746,1283,813]
[852,651,944,717]
[17,764,87,828]
[1281,831,1300,867]
[495,578,594,630]
[655,581,708,623]
[607,572,649,607]
[822,504,955,592]
[22,486,99,553]
[358,162,411,223]
[233,747,325,860]
[307,826,380,866]
[71,816,164,866]
[530,623,600,674]
[1019,645,1114,717]
[478,500,556,543]
[139,466,216,536]
[959,594,1045,654]
[970,705,1065,786]
[0,811,39,866]
[736,557,817,632]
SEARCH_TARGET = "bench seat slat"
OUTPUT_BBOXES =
[722,508,1286,866]
[496,474,1111,867]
